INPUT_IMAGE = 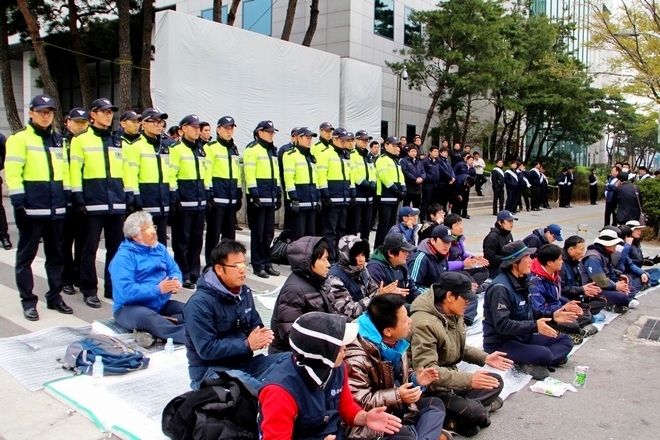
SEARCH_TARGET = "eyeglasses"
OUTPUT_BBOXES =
[34,109,54,116]
[218,262,249,270]
[146,119,165,126]
[141,225,157,232]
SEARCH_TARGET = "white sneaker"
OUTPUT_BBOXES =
[628,299,640,309]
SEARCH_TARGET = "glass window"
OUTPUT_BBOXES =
[404,7,421,46]
[243,0,272,36]
[374,0,394,39]
[381,120,389,139]
[201,6,228,22]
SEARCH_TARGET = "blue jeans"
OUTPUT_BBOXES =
[191,352,290,392]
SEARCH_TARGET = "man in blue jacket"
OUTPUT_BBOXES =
[367,233,422,303]
[183,239,288,390]
[109,212,185,343]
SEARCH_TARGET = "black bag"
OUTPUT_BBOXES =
[270,229,292,265]
[162,373,258,440]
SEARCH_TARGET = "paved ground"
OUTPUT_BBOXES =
[1,199,659,439]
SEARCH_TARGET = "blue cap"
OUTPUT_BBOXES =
[355,130,373,140]
[90,98,118,112]
[255,120,278,132]
[384,136,401,145]
[332,127,352,141]
[399,206,420,219]
[431,225,453,243]
[179,114,201,127]
[496,210,518,221]
[217,116,237,127]
[296,127,317,137]
[29,94,57,111]
[141,108,168,121]
[120,111,140,122]
[67,107,89,121]
[319,122,334,131]
[546,224,563,241]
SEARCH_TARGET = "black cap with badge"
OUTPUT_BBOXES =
[433,272,478,302]
[29,94,57,111]
[120,111,140,122]
[179,114,201,127]
[217,116,237,127]
[141,108,169,121]
[90,98,119,112]
[67,108,89,121]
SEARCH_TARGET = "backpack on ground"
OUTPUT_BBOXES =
[270,229,292,265]
[162,372,258,440]
[60,334,150,375]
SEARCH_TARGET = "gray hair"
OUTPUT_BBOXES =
[123,211,153,238]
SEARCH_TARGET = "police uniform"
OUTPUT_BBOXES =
[69,98,128,307]
[204,116,242,261]
[0,132,11,250]
[347,130,376,240]
[374,137,406,247]
[169,115,208,287]
[5,95,72,320]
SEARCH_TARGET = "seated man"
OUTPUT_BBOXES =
[388,206,421,245]
[579,229,635,313]
[410,272,513,438]
[482,210,516,279]
[443,213,489,285]
[522,223,563,258]
[408,225,479,326]
[259,312,404,440]
[529,244,598,345]
[483,241,576,380]
[109,211,185,343]
[560,235,607,317]
[367,233,423,303]
[418,203,445,242]
[183,239,288,390]
[345,294,448,440]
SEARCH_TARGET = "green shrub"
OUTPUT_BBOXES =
[638,179,660,237]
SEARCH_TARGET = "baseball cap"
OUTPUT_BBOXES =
[546,224,563,241]
[430,225,453,243]
[296,127,318,137]
[319,122,334,131]
[90,98,119,112]
[382,233,416,252]
[67,108,89,121]
[384,136,401,145]
[625,220,645,230]
[434,272,478,302]
[332,127,352,141]
[217,116,237,127]
[290,127,300,136]
[355,130,373,141]
[496,210,518,221]
[255,120,278,132]
[141,108,168,121]
[179,114,201,127]
[594,229,623,246]
[399,206,420,219]
[500,241,536,268]
[29,94,57,111]
[119,111,140,122]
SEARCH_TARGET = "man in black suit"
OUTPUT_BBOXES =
[612,171,641,225]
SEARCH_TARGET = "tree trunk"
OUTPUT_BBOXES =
[139,0,154,109]
[460,94,472,147]
[227,0,241,26]
[0,4,22,131]
[67,0,92,108]
[489,102,504,160]
[213,0,223,23]
[302,0,319,46]
[281,0,297,41]
[16,0,63,129]
[421,82,444,141]
[117,0,132,112]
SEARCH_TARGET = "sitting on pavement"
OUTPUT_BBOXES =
[418,203,445,242]
[388,206,421,245]
[522,223,563,258]
[367,233,422,304]
[560,235,607,318]
[443,213,490,286]
[482,210,516,279]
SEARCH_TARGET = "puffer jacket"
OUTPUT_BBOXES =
[483,223,514,278]
[344,314,418,439]
[447,235,473,271]
[529,258,568,314]
[409,289,487,392]
[269,236,332,353]
[522,228,548,253]
[367,248,422,302]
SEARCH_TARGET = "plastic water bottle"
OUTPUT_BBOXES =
[92,355,104,378]
[165,337,175,354]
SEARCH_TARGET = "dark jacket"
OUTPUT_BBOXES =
[522,228,548,255]
[483,223,514,278]
[270,237,331,353]
[183,268,263,383]
[367,248,422,302]
[449,148,463,166]
[400,156,425,194]
[422,156,440,184]
[612,182,641,224]
[438,156,455,184]
[580,244,620,290]
[529,258,567,314]
[490,167,504,190]
[560,250,586,301]
[407,239,448,292]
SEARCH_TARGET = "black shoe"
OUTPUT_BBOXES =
[255,269,269,279]
[182,280,196,289]
[103,292,113,299]
[23,307,39,321]
[371,225,377,231]
[463,214,471,219]
[265,267,280,276]
[235,224,243,231]
[543,205,552,209]
[47,301,74,314]
[520,364,550,380]
[531,208,541,211]
[63,285,76,295]
[84,296,102,308]
[591,202,598,205]
[485,397,504,413]
[1,236,12,250]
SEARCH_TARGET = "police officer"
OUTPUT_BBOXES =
[70,97,128,307]
[317,127,355,261]
[0,131,11,250]
[277,127,299,231]
[169,114,208,289]
[204,115,242,261]
[347,129,376,240]
[311,121,334,158]
[118,110,141,144]
[374,136,406,247]
[122,108,171,245]
[5,94,72,320]
[244,120,281,278]
[283,127,319,241]
[62,108,90,295]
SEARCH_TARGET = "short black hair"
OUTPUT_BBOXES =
[432,284,459,304]
[591,167,597,172]
[429,145,439,152]
[472,151,480,156]
[440,146,449,153]
[444,213,462,228]
[367,294,407,335]
[199,121,210,130]
[618,225,633,239]
[312,240,330,264]
[210,239,247,266]
[428,203,444,216]
[167,126,180,136]
[462,152,472,159]
[564,235,585,251]
[537,244,563,265]
[370,140,379,148]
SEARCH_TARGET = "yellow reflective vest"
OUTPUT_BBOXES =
[204,138,242,206]
[123,134,172,215]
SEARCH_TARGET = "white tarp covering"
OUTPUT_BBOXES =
[152,10,342,149]
[339,58,382,137]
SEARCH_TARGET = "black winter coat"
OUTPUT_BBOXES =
[612,182,641,224]
[483,224,514,279]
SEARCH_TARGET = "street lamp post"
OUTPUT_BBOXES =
[395,66,408,137]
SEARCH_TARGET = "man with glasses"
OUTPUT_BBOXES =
[109,211,184,343]
[123,108,171,245]
[70,97,128,307]
[5,94,73,321]
[348,129,376,240]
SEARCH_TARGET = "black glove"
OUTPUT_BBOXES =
[394,189,404,199]
[251,196,262,209]
[275,197,282,211]
[133,195,143,212]
[126,204,136,215]
[291,200,300,214]
[76,204,87,215]
[369,181,377,196]
[316,202,323,213]
[323,197,333,208]
[236,196,243,211]
[14,207,29,225]
[350,197,357,207]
